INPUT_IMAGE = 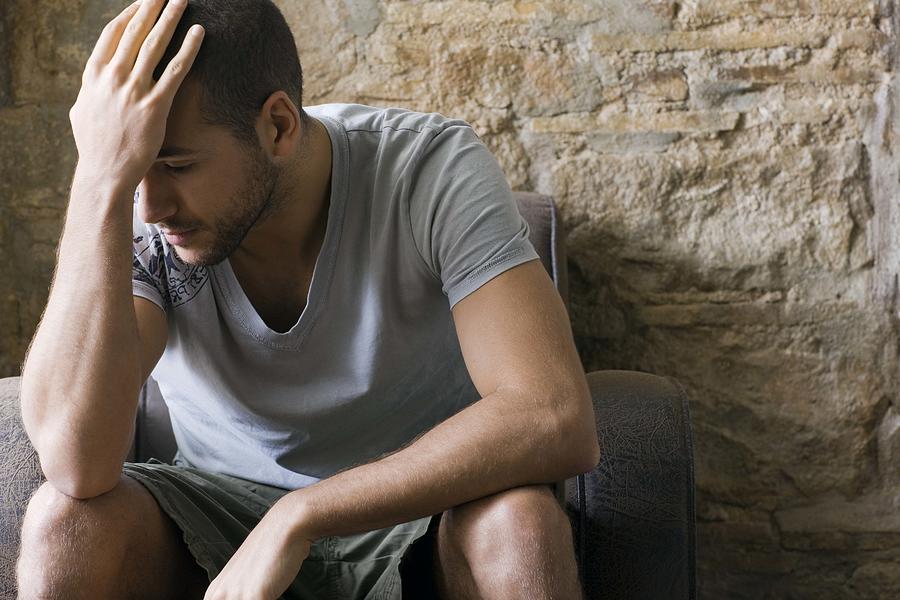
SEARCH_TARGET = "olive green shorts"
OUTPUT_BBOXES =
[121,457,438,600]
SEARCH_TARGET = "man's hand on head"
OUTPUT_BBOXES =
[69,0,203,193]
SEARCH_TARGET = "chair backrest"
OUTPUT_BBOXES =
[128,191,568,463]
[515,191,569,306]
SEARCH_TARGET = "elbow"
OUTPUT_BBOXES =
[576,433,601,474]
[37,438,126,500]
[563,423,600,477]
[22,390,135,501]
[41,457,123,500]
[555,389,600,477]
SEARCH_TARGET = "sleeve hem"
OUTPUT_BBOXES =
[132,282,167,313]
[446,248,541,310]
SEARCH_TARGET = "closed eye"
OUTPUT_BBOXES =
[165,163,193,174]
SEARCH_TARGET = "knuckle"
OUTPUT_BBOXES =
[107,64,129,84]
[137,94,159,114]
[122,77,141,96]
[105,8,133,31]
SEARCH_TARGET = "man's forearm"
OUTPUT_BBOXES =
[278,386,596,541]
[20,167,143,499]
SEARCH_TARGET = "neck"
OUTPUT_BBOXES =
[232,117,333,275]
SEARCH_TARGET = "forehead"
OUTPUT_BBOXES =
[161,78,230,156]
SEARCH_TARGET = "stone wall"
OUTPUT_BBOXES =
[2,0,899,597]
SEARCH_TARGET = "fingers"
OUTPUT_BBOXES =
[110,0,168,72]
[132,0,192,85]
[150,24,204,105]
[86,1,141,69]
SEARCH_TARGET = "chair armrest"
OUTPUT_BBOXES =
[565,370,697,600]
[0,376,45,596]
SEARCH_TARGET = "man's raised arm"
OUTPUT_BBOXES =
[19,0,203,500]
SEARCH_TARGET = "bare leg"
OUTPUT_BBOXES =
[16,474,209,600]
[434,484,584,600]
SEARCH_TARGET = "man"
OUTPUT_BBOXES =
[16,0,600,598]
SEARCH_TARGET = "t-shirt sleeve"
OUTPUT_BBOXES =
[132,201,169,312]
[408,124,541,309]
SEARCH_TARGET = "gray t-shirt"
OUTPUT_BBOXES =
[131,103,540,489]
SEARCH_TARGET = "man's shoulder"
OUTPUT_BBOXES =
[305,102,472,139]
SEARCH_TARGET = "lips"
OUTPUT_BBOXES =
[162,228,196,245]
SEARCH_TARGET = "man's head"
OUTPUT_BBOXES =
[153,0,310,149]
[138,0,321,267]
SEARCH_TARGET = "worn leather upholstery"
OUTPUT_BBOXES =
[570,370,697,600]
[0,192,696,599]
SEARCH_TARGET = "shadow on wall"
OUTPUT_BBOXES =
[565,218,900,598]
[0,3,11,107]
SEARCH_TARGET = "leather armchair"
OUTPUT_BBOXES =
[0,192,696,599]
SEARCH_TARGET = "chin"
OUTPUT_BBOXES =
[180,246,230,268]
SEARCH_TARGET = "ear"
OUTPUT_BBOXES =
[257,90,303,161]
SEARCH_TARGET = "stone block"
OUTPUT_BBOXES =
[846,561,900,599]
[587,132,681,154]
[385,0,674,33]
[628,69,689,102]
[0,104,76,194]
[9,2,126,104]
[877,405,900,485]
[344,29,604,116]
[275,0,358,104]
[529,110,740,134]
[680,0,878,25]
[722,64,882,85]
[776,490,900,534]
[592,21,884,54]
[690,80,774,112]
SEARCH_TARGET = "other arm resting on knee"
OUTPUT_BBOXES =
[270,259,600,542]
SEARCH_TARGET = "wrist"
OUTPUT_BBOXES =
[72,163,139,201]
[68,166,139,224]
[276,488,322,543]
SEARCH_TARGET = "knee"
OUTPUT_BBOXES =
[17,482,82,596]
[17,476,133,596]
[445,484,572,558]
[21,475,122,529]
[20,480,83,540]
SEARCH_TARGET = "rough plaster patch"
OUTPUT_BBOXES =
[344,0,382,37]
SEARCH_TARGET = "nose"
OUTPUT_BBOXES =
[135,167,178,226]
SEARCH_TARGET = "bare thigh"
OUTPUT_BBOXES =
[17,474,209,600]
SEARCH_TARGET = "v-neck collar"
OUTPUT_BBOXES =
[210,115,349,351]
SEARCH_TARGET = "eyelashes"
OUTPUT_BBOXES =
[165,164,193,174]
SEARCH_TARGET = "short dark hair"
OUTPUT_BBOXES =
[153,0,309,148]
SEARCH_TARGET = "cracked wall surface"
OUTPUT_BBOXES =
[2,0,900,596]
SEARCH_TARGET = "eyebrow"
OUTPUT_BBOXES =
[157,145,200,159]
